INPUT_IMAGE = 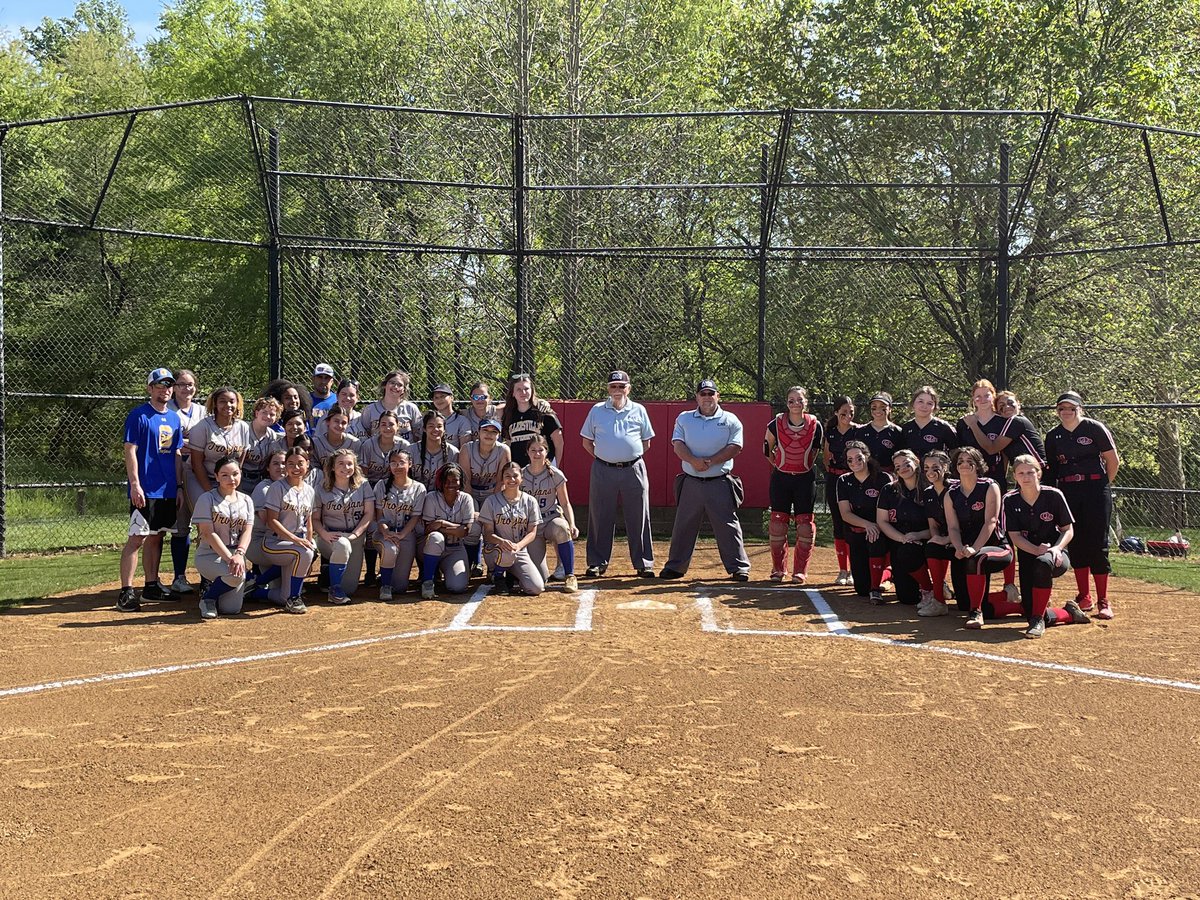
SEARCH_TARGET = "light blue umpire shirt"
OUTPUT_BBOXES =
[672,405,743,477]
[580,398,655,462]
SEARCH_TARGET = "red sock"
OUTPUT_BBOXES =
[1074,566,1092,600]
[1031,586,1051,620]
[911,566,932,591]
[1004,559,1016,586]
[989,591,1023,617]
[928,558,949,601]
[835,539,850,571]
[869,557,886,589]
[1093,572,1108,600]
[1050,607,1072,625]
[967,573,987,610]
[881,565,893,584]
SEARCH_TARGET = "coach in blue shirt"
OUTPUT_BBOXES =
[580,370,656,577]
[659,379,751,581]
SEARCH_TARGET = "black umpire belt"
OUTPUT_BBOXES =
[597,457,642,468]
[1060,473,1105,482]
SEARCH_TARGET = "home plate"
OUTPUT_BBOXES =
[616,599,678,611]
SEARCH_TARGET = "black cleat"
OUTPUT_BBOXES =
[116,587,141,612]
[658,568,686,579]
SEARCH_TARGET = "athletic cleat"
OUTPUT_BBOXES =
[328,585,350,605]
[965,609,985,630]
[1004,582,1020,604]
[731,572,750,582]
[658,567,686,579]
[141,582,172,602]
[170,576,195,594]
[869,589,884,605]
[944,581,955,599]
[1024,618,1046,639]
[791,572,807,584]
[1096,598,1114,620]
[638,568,656,578]
[563,574,579,593]
[918,597,951,617]
[283,594,307,614]
[379,585,393,602]
[919,589,936,607]
[470,563,485,578]
[199,597,218,620]
[835,571,851,586]
[1065,599,1091,624]
[550,562,566,582]
[770,570,785,582]
[491,572,508,595]
[420,579,436,600]
[585,565,606,578]
[879,579,894,593]
[1075,593,1094,612]
[116,587,141,612]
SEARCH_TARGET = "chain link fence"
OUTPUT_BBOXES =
[3,98,1200,554]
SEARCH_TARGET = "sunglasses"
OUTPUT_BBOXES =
[699,391,716,397]
[470,394,489,401]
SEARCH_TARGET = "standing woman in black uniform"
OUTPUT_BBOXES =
[853,392,903,473]
[1044,391,1120,619]
[955,379,1008,488]
[969,390,1047,466]
[900,386,957,456]
[945,446,1013,630]
[836,440,892,603]
[823,395,859,586]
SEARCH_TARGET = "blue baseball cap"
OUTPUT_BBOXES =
[479,418,502,431]
[147,367,175,386]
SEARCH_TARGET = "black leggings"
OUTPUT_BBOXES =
[826,471,849,541]
[889,539,927,605]
[846,529,887,596]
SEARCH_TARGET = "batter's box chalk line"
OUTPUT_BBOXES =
[0,586,596,700]
[694,590,1200,694]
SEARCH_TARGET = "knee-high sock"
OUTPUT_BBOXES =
[869,556,886,589]
[557,540,575,575]
[1049,607,1073,625]
[171,534,191,578]
[1093,572,1109,600]
[364,546,378,579]
[989,591,1023,616]
[928,557,950,601]
[328,562,346,589]
[911,565,933,591]
[421,554,440,583]
[1074,566,1092,599]
[1003,559,1016,586]
[967,573,987,611]
[835,538,850,571]
[1031,586,1051,620]
[792,514,816,576]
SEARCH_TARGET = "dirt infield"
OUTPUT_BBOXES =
[2,542,1199,899]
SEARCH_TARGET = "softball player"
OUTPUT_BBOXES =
[407,411,461,490]
[279,408,310,450]
[1003,454,1090,638]
[356,409,401,588]
[430,383,457,421]
[955,379,1008,488]
[945,446,1013,630]
[168,368,206,594]
[313,378,362,438]
[245,448,287,597]
[192,456,256,620]
[521,434,579,593]
[241,397,284,491]
[875,450,933,606]
[920,449,959,615]
[1044,391,1120,619]
[314,448,375,604]
[354,371,422,442]
[988,391,1048,465]
[264,378,313,432]
[823,395,859,586]
[460,419,511,508]
[445,381,497,446]
[261,447,318,614]
[835,440,893,602]
[479,461,545,595]
[764,386,823,583]
[852,392,903,473]
[502,374,564,467]
[185,388,253,521]
[118,368,184,612]
[418,463,477,598]
[311,407,361,470]
[900,386,957,455]
[372,449,427,599]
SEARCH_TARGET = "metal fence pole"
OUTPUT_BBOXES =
[268,129,283,380]
[512,114,530,376]
[757,145,768,401]
[995,141,1011,390]
[0,131,6,558]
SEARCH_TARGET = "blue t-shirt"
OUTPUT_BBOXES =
[124,402,183,499]
[310,392,339,429]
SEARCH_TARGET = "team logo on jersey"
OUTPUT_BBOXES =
[1040,512,1056,522]
[888,510,897,522]
[157,422,175,453]
[924,434,937,443]
[1077,436,1094,445]
[866,488,879,498]
[881,440,894,449]
[971,501,985,511]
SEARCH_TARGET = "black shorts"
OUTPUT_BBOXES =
[769,469,816,514]
[129,497,177,536]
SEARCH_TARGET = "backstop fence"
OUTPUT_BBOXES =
[2,97,1200,553]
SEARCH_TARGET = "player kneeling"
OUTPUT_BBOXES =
[479,462,545,596]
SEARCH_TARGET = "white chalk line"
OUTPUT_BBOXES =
[697,591,1200,694]
[0,586,595,700]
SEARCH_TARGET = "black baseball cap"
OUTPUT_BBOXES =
[431,383,453,396]
[1056,391,1083,407]
[696,379,717,393]
[608,370,630,385]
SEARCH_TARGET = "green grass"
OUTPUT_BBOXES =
[1111,553,1200,594]
[0,548,122,607]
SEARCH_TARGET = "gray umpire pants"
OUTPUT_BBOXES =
[587,458,654,570]
[665,473,750,576]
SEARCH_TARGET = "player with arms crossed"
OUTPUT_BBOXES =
[764,385,823,583]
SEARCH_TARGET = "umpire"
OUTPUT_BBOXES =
[659,380,751,581]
